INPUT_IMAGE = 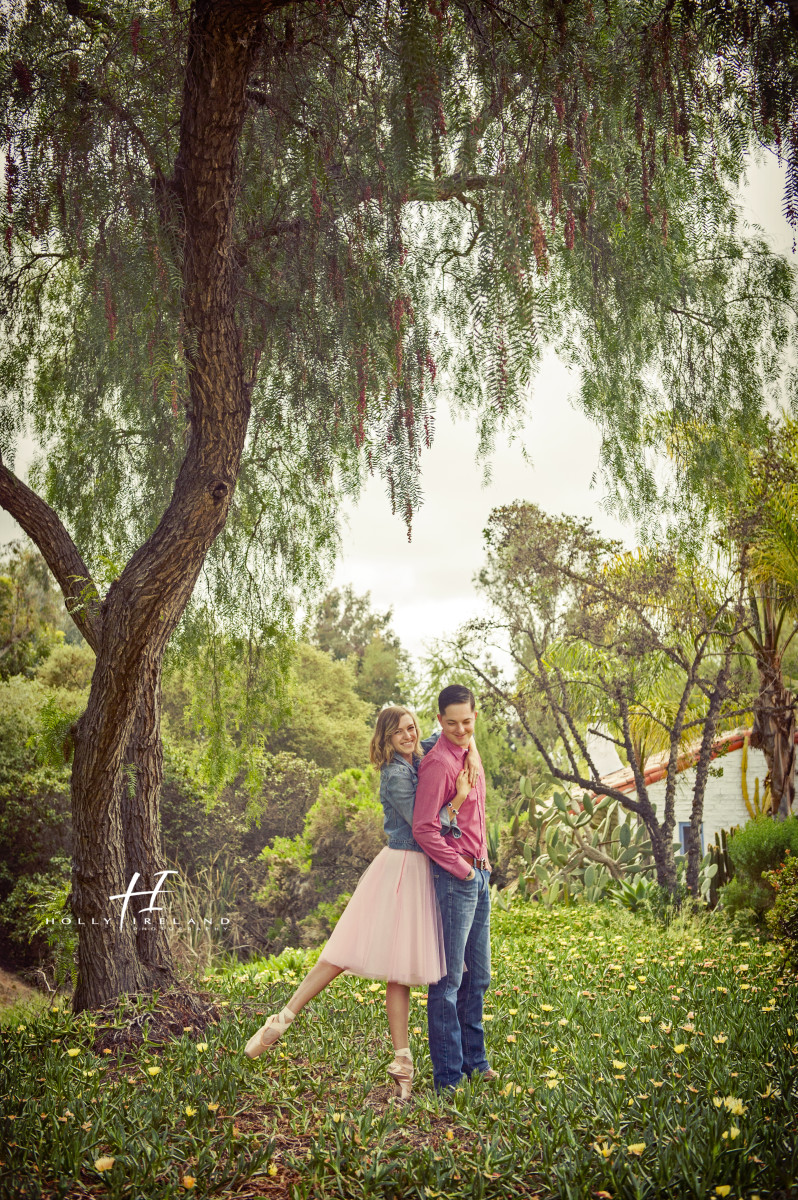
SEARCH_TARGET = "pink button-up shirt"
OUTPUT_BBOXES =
[412,733,489,879]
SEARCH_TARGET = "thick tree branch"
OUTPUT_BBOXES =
[0,459,101,649]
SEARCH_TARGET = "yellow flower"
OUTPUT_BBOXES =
[546,1079,559,1089]
[94,1157,115,1172]
[638,1015,652,1024]
[268,1163,278,1177]
[147,1066,161,1076]
[728,1125,740,1140]
[593,1143,612,1158]
[483,1014,494,1021]
[207,1102,220,1112]
[612,1060,626,1070]
[332,1113,343,1123]
[715,1189,731,1198]
[723,1096,747,1115]
[506,1034,516,1043]
[627,1143,646,1155]
[66,1048,80,1058]
[196,1043,208,1052]
[181,1177,196,1190]
[713,1034,727,1044]
[541,1004,554,1012]
[713,1097,723,1108]
[185,1107,197,1117]
[412,1026,422,1034]
[509,1008,518,1015]
[368,982,381,992]
[354,992,365,1002]
[558,1018,568,1026]
[673,1045,686,1054]
[637,976,647,983]
[445,1129,455,1140]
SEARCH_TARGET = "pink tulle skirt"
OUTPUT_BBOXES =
[319,846,446,985]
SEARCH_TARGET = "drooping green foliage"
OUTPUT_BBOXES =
[2,0,795,609]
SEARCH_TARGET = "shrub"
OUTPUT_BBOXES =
[3,857,76,992]
[0,678,74,970]
[255,766,384,949]
[719,815,798,917]
[764,852,798,969]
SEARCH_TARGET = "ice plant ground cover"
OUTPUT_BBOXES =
[1,906,797,1199]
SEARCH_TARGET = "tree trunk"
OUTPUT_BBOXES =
[1,0,274,1011]
[639,803,678,894]
[751,650,796,820]
[121,657,173,993]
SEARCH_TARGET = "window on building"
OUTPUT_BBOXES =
[678,822,704,856]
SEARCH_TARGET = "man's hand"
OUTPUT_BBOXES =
[466,737,481,787]
[465,867,476,880]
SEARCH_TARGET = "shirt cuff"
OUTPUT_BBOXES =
[451,855,472,880]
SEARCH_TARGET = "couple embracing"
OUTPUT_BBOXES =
[244,685,495,1099]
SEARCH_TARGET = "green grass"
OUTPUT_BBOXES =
[1,905,797,1199]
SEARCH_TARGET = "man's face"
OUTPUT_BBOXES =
[437,702,477,747]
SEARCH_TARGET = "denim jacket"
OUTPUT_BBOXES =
[380,730,462,852]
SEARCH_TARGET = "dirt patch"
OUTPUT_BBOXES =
[0,965,43,1009]
[90,988,223,1055]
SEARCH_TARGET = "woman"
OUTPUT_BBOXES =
[244,706,478,1102]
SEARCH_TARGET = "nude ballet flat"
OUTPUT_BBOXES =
[387,1050,414,1103]
[244,1009,294,1058]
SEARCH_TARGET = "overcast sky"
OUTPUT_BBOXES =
[0,154,789,659]
[332,153,791,658]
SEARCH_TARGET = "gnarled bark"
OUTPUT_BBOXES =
[750,650,796,820]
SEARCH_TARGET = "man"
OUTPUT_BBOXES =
[412,684,496,1091]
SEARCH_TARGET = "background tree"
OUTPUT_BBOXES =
[465,504,751,894]
[1,0,795,1008]
[310,586,412,709]
[264,643,373,774]
[740,420,798,819]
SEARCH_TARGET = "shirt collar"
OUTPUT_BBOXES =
[438,734,469,765]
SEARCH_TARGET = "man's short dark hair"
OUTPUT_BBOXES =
[438,684,476,713]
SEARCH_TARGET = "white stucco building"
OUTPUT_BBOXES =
[597,729,788,852]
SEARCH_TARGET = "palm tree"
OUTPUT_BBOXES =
[745,437,798,819]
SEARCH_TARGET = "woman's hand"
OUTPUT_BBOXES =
[466,738,481,788]
[455,767,471,803]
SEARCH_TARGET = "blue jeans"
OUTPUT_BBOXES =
[427,863,491,1090]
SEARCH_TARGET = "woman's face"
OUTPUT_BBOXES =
[389,713,418,760]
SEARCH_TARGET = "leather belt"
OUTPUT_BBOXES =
[460,853,490,871]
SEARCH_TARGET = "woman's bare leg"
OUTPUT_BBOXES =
[284,960,344,1016]
[385,981,410,1054]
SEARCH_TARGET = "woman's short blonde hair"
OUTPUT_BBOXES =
[369,706,423,769]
